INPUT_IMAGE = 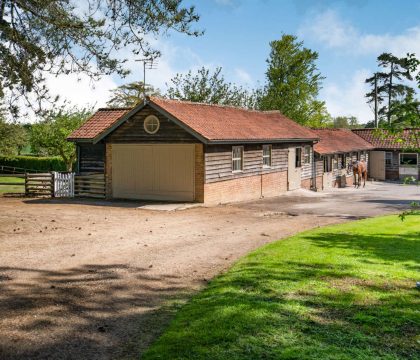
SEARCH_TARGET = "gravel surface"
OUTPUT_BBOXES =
[0,182,415,359]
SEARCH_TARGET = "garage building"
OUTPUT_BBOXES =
[68,97,318,204]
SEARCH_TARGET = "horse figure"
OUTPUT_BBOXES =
[352,160,367,188]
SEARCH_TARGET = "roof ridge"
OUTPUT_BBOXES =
[97,107,132,111]
[149,96,283,115]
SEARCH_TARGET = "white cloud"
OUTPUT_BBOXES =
[300,9,420,57]
[233,68,253,85]
[321,69,373,123]
[45,72,117,110]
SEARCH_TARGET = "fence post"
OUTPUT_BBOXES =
[51,172,55,198]
[25,173,28,196]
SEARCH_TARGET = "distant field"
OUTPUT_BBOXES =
[0,176,25,194]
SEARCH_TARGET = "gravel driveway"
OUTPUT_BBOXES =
[0,181,417,359]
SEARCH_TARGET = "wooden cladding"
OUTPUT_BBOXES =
[205,144,288,183]
[78,143,105,173]
[106,105,197,143]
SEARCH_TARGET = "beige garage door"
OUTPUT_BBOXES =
[112,144,195,201]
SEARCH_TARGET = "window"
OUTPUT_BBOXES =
[323,156,332,172]
[303,146,311,164]
[295,148,302,168]
[385,152,393,166]
[400,153,418,166]
[262,145,272,168]
[144,115,160,134]
[333,155,339,170]
[338,154,345,169]
[232,146,244,172]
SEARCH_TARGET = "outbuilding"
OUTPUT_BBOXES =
[352,128,420,181]
[312,128,374,189]
[68,97,318,204]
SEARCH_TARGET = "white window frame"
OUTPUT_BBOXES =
[385,152,393,166]
[262,145,272,168]
[303,146,311,164]
[232,146,244,172]
[144,115,160,134]
[399,153,418,167]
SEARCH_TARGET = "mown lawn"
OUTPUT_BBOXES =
[0,176,25,194]
[143,216,420,360]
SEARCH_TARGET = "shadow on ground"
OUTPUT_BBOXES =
[143,229,420,360]
[0,264,196,360]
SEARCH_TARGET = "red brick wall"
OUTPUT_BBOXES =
[301,178,311,190]
[315,176,323,190]
[204,171,287,204]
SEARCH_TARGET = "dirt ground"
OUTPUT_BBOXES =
[0,182,416,359]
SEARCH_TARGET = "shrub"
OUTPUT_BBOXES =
[0,155,67,172]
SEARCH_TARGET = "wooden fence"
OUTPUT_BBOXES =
[25,173,54,197]
[74,174,106,198]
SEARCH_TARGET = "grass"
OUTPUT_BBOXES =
[0,176,25,194]
[143,216,420,360]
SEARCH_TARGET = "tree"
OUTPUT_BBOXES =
[258,34,326,125]
[0,0,201,116]
[365,53,416,125]
[0,118,28,156]
[166,67,257,108]
[107,81,160,108]
[333,116,359,129]
[30,107,92,170]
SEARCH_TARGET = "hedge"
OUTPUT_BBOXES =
[0,156,67,172]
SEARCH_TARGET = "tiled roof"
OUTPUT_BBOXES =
[68,108,130,140]
[352,128,420,149]
[68,97,318,142]
[312,128,374,155]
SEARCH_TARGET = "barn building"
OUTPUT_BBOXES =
[312,129,374,189]
[68,97,319,204]
[352,128,420,181]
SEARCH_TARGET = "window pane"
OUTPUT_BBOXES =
[232,146,243,171]
[400,153,418,165]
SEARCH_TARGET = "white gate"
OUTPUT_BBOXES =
[54,172,75,197]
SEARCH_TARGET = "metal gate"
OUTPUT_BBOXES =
[53,172,74,197]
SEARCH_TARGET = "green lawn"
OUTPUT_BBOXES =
[0,176,25,194]
[144,216,420,360]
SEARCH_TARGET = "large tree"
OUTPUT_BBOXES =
[333,116,359,129]
[365,53,416,125]
[30,107,91,170]
[166,67,257,108]
[107,81,160,108]
[0,117,27,156]
[258,34,328,126]
[0,0,200,116]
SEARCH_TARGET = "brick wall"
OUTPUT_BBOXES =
[194,144,205,202]
[301,178,311,190]
[315,176,323,190]
[105,143,112,199]
[204,170,287,205]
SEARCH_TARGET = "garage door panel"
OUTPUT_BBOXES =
[112,144,195,201]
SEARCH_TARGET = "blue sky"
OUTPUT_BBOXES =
[51,0,420,124]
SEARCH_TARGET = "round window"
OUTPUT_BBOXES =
[144,115,160,134]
